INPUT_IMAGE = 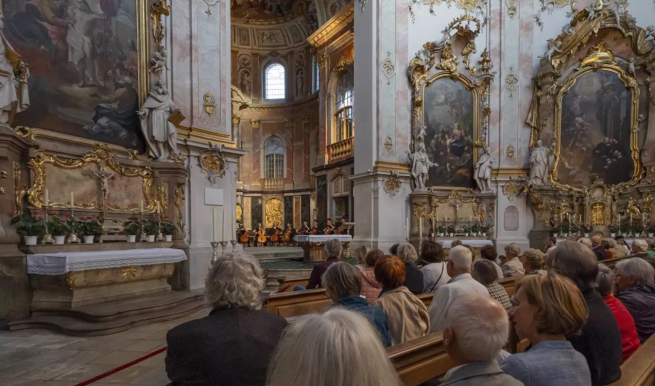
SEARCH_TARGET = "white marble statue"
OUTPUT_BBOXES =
[409,142,436,191]
[529,140,553,185]
[542,39,562,63]
[0,12,29,124]
[474,148,494,193]
[138,80,179,161]
[150,49,168,78]
[93,171,115,200]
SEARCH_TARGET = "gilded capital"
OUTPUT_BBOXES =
[232,115,241,125]
[251,119,260,129]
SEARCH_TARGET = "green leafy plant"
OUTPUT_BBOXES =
[144,220,159,235]
[447,225,456,234]
[160,221,176,235]
[619,224,632,235]
[608,225,619,233]
[648,225,655,233]
[78,217,101,236]
[461,225,471,234]
[47,214,71,236]
[633,225,644,235]
[580,224,591,234]
[569,223,579,234]
[10,212,45,236]
[124,221,142,236]
[480,225,490,234]
[559,225,570,234]
[437,225,446,234]
[470,224,479,234]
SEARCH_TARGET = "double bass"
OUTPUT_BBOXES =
[239,228,250,244]
[270,224,281,244]
[257,227,267,245]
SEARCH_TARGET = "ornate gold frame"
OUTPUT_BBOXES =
[551,43,642,193]
[27,145,157,213]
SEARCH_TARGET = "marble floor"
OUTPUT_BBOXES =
[0,309,210,386]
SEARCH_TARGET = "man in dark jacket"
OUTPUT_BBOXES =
[615,257,655,343]
[549,241,622,386]
[306,238,342,289]
[166,253,288,386]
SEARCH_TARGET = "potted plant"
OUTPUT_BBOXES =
[470,224,480,237]
[620,224,632,237]
[648,225,655,238]
[551,225,559,238]
[580,224,591,238]
[560,225,570,237]
[11,212,45,245]
[78,217,100,244]
[160,220,176,242]
[609,225,618,238]
[447,225,455,237]
[480,225,490,237]
[48,214,71,245]
[462,225,470,237]
[144,220,159,242]
[633,225,644,237]
[436,225,446,237]
[569,223,579,236]
[124,221,142,243]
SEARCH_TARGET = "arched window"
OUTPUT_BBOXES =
[264,63,286,100]
[335,73,353,141]
[265,136,284,179]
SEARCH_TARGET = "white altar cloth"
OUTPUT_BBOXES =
[294,235,353,243]
[27,248,188,275]
[437,239,494,248]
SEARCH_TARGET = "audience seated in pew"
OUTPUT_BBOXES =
[397,243,425,294]
[450,240,463,247]
[501,273,591,386]
[372,255,430,345]
[543,237,557,259]
[614,258,655,343]
[605,238,627,259]
[361,249,384,304]
[521,249,546,276]
[472,259,511,310]
[429,246,489,333]
[502,243,525,277]
[354,245,370,271]
[481,244,504,279]
[266,308,402,386]
[438,293,523,386]
[165,253,287,386]
[322,262,391,347]
[306,239,342,289]
[615,236,630,256]
[390,243,400,256]
[591,235,608,261]
[549,241,622,386]
[421,241,450,293]
[596,264,641,362]
[628,239,649,260]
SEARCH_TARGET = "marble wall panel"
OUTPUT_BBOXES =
[284,196,294,227]
[251,196,263,227]
[316,175,327,225]
[301,194,310,224]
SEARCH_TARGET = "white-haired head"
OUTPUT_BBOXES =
[447,245,473,278]
[324,239,343,259]
[615,258,655,288]
[397,242,418,264]
[578,238,592,248]
[504,243,521,258]
[205,252,264,310]
[266,308,401,386]
[443,292,509,363]
[631,239,648,253]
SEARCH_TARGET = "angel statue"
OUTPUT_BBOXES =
[529,140,553,186]
[409,142,437,191]
[541,39,562,63]
[138,80,180,161]
[0,12,29,124]
[474,148,494,193]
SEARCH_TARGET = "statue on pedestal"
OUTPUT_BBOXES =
[409,142,436,191]
[138,80,180,161]
[474,149,494,193]
[0,12,29,124]
[529,140,553,185]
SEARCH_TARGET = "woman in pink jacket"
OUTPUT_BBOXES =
[360,249,384,304]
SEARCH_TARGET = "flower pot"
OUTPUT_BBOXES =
[83,235,95,244]
[54,235,66,245]
[553,233,558,238]
[649,233,654,238]
[24,235,38,245]
[449,233,454,237]
[438,233,444,237]
[465,233,469,237]
[165,235,173,242]
[147,235,156,242]
[127,235,137,243]
[584,233,589,237]
[611,233,616,238]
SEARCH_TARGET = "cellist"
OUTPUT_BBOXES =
[298,221,310,235]
[255,223,266,247]
[309,220,319,235]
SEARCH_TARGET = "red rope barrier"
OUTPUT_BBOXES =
[72,346,168,386]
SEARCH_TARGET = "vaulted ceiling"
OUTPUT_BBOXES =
[230,0,347,30]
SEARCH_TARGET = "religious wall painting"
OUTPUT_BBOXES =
[423,76,476,189]
[3,0,147,152]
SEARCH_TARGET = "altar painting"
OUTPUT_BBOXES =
[558,71,633,187]
[2,0,145,152]
[423,77,475,188]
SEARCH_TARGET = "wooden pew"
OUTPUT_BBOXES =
[387,332,454,386]
[608,334,655,386]
[265,289,332,318]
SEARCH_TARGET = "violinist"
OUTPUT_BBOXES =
[324,218,335,235]
[237,223,250,246]
[310,220,319,235]
[298,221,310,235]
[255,223,266,247]
[336,217,348,235]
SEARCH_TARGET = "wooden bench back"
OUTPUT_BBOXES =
[265,289,332,318]
[608,334,655,386]
[387,332,453,386]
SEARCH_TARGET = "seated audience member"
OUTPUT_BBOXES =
[389,243,400,256]
[549,241,622,386]
[596,264,640,362]
[614,258,655,343]
[166,253,287,386]
[266,308,402,386]
[451,239,463,247]
[578,237,592,248]
[307,239,342,289]
[502,243,525,277]
[481,244,504,279]
[629,239,649,258]
[353,245,370,271]
[421,241,451,292]
[616,236,630,256]
[544,236,557,258]
[441,293,523,386]
[429,246,489,332]
[322,262,391,347]
[521,249,546,276]
[472,259,511,309]
[606,238,626,259]
[502,273,591,386]
[601,240,613,260]
[361,249,384,304]
[372,255,430,345]
[397,243,424,294]
[591,235,606,261]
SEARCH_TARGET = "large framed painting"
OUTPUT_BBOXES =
[553,60,641,191]
[2,0,148,151]
[423,76,477,189]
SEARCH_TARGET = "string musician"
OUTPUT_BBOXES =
[324,218,335,235]
[255,223,266,247]
[237,223,250,247]
[335,217,349,235]
[310,220,319,235]
[282,223,296,245]
[298,221,310,235]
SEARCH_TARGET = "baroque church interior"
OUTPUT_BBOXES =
[0,0,655,385]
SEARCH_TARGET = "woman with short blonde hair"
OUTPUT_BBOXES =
[501,273,591,386]
[353,245,370,271]
[266,308,401,386]
[521,248,546,276]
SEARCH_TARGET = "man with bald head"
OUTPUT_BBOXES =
[590,235,606,261]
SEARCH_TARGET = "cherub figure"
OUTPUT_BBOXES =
[541,39,562,63]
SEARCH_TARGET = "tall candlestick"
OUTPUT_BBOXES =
[419,217,423,243]
[213,207,217,242]
[70,192,74,208]
[45,189,49,207]
[157,202,161,214]
[140,200,144,212]
[222,207,226,241]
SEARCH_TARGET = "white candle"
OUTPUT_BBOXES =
[213,207,217,242]
[419,217,423,242]
[157,202,161,214]
[70,192,74,208]
[45,189,49,207]
[222,208,225,241]
[630,213,633,225]
[406,217,409,240]
[140,200,144,212]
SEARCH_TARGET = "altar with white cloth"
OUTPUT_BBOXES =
[294,235,353,262]
[27,248,187,310]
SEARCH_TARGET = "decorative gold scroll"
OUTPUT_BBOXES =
[27,145,157,213]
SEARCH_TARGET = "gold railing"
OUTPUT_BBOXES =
[328,137,354,163]
[263,178,284,190]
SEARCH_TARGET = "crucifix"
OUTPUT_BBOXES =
[93,170,116,216]
[450,198,462,225]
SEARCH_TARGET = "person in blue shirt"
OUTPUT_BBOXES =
[322,262,392,347]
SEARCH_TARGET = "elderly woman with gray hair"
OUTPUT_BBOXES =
[615,257,655,343]
[396,242,424,294]
[307,238,343,289]
[502,243,525,277]
[166,253,287,386]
